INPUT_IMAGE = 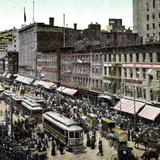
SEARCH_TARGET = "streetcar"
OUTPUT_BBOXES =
[21,98,43,121]
[42,111,84,152]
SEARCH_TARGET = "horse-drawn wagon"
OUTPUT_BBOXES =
[108,128,128,149]
[101,118,115,138]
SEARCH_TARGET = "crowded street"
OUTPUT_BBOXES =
[0,81,159,160]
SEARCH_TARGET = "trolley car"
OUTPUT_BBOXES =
[42,111,84,152]
[21,99,43,121]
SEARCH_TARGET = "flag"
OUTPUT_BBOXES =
[24,7,26,22]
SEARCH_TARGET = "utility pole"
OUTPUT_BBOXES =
[32,0,35,23]
[133,86,136,130]
[63,14,65,47]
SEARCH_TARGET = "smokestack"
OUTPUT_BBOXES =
[49,17,54,26]
[74,23,77,30]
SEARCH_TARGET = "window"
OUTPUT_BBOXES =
[130,68,133,78]
[119,68,121,77]
[143,53,146,62]
[149,52,153,62]
[108,54,111,62]
[157,52,160,62]
[69,132,74,138]
[104,67,107,75]
[147,33,149,37]
[146,14,149,20]
[150,89,154,101]
[124,68,127,77]
[113,54,116,62]
[130,54,133,62]
[124,54,127,62]
[75,131,80,138]
[147,24,149,30]
[143,88,146,99]
[142,68,146,79]
[157,70,160,80]
[109,67,112,75]
[153,0,155,9]
[153,23,155,29]
[119,54,121,62]
[159,13,160,18]
[152,13,155,19]
[159,23,160,28]
[104,54,107,62]
[146,3,149,11]
[136,68,140,79]
[136,53,139,62]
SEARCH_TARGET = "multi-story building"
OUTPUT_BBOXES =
[101,19,142,47]
[18,18,63,79]
[133,0,160,43]
[103,43,160,103]
[37,51,58,82]
[60,47,103,102]
[0,28,19,75]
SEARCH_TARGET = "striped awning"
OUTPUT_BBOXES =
[114,98,145,114]
[138,105,160,121]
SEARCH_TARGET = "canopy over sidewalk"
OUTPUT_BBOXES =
[138,105,160,121]
[56,86,78,96]
[114,98,145,114]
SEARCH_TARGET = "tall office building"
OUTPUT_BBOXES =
[133,0,160,43]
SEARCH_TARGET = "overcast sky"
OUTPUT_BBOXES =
[0,0,133,31]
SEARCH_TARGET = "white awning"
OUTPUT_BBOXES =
[6,73,12,79]
[33,80,56,89]
[98,94,112,100]
[114,98,145,114]
[138,105,160,121]
[15,75,34,85]
[56,86,78,96]
[1,71,7,78]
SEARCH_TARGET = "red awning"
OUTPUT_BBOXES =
[138,105,160,121]
[114,98,145,114]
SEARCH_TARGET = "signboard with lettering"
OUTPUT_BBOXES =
[122,64,160,69]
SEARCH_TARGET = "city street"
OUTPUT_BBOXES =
[0,99,146,160]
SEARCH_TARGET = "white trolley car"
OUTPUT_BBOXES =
[42,111,84,152]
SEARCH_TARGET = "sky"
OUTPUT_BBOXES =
[0,0,133,31]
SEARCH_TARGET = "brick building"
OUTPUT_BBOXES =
[133,0,160,43]
[103,43,160,103]
[101,19,141,47]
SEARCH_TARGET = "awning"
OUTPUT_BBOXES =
[15,75,34,85]
[56,86,78,96]
[15,75,26,83]
[0,52,6,59]
[1,71,7,78]
[33,80,56,89]
[98,94,112,100]
[6,73,12,79]
[138,105,160,121]
[114,98,145,114]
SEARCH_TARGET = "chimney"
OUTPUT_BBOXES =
[74,23,77,30]
[49,17,54,26]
